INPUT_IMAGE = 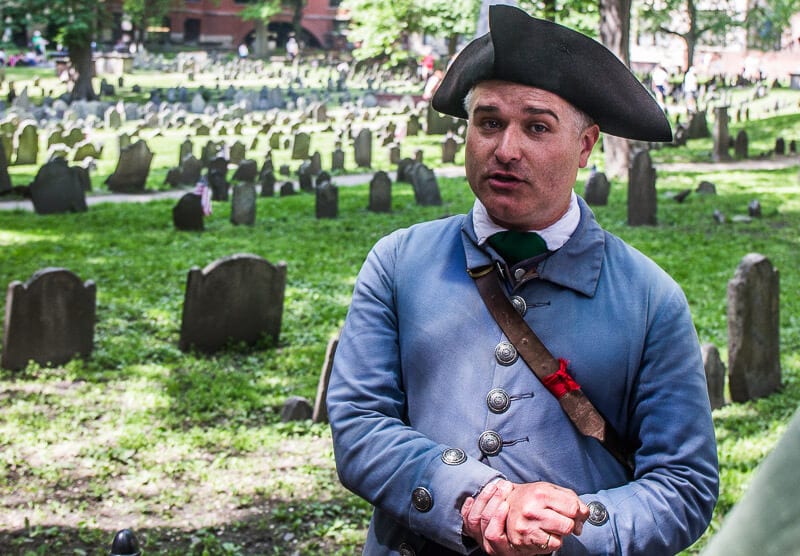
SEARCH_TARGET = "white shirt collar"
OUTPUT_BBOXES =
[472,191,580,251]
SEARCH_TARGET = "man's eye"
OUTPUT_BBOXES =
[481,119,502,129]
[531,124,548,133]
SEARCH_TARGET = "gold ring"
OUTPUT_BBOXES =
[538,533,551,551]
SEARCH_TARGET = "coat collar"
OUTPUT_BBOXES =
[462,196,605,298]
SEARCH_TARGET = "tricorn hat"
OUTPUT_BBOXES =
[432,5,672,142]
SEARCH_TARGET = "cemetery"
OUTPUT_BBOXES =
[0,46,799,554]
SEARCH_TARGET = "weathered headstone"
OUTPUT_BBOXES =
[775,137,786,156]
[179,138,194,166]
[442,136,458,163]
[686,111,710,139]
[0,141,11,194]
[312,332,340,424]
[29,158,88,214]
[279,181,295,196]
[281,396,313,422]
[2,268,95,371]
[411,164,442,206]
[583,170,610,206]
[316,181,338,219]
[331,148,345,171]
[354,128,372,168]
[369,170,392,213]
[291,132,311,160]
[260,169,276,197]
[712,106,732,162]
[309,151,322,175]
[232,159,258,182]
[748,199,762,217]
[696,181,717,195]
[701,343,726,410]
[179,254,287,353]
[172,193,204,231]
[13,121,39,165]
[627,150,657,226]
[231,182,257,226]
[727,253,781,402]
[297,161,314,192]
[229,141,246,165]
[179,155,203,186]
[106,140,153,193]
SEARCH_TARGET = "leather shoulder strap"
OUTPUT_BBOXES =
[470,264,634,473]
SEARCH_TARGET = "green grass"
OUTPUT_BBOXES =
[0,76,799,554]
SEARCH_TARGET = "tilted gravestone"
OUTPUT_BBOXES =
[29,158,88,214]
[583,170,610,206]
[316,181,338,219]
[397,157,415,183]
[106,140,153,193]
[312,332,340,424]
[701,343,726,410]
[411,164,443,206]
[727,253,781,402]
[179,254,287,354]
[231,182,257,226]
[627,149,657,226]
[172,193,204,231]
[354,128,372,168]
[2,268,96,371]
[232,159,258,182]
[369,170,392,213]
[279,181,295,196]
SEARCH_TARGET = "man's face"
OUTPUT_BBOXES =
[465,80,599,230]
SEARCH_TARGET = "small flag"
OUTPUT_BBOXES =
[194,176,212,216]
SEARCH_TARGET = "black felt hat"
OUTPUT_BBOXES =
[432,5,672,142]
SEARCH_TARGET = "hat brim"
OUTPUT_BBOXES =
[432,5,672,142]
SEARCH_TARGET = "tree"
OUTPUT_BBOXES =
[122,0,177,46]
[745,0,800,50]
[637,0,740,69]
[343,0,480,65]
[240,0,284,57]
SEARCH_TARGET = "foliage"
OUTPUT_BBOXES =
[122,0,179,42]
[745,0,800,50]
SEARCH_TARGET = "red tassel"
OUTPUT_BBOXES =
[542,358,581,398]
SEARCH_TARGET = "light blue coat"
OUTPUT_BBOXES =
[327,198,719,555]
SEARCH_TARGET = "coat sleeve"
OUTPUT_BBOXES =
[563,282,720,555]
[327,232,504,553]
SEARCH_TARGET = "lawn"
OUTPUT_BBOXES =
[1,66,799,554]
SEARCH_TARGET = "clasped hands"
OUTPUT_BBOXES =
[461,479,589,555]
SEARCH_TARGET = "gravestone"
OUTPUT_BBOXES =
[309,151,322,175]
[231,182,257,226]
[229,141,246,165]
[2,268,96,371]
[106,140,153,193]
[702,343,726,410]
[179,138,193,166]
[232,159,258,182]
[442,136,458,163]
[368,170,392,213]
[426,106,455,135]
[291,132,311,160]
[104,106,122,129]
[316,171,332,188]
[712,106,732,162]
[354,129,372,168]
[696,181,717,195]
[29,158,88,214]
[172,193,204,231]
[627,149,657,226]
[13,121,39,165]
[397,157,415,183]
[208,168,230,201]
[281,396,313,422]
[179,155,203,185]
[73,140,102,162]
[583,171,610,206]
[388,144,401,165]
[316,181,338,219]
[279,181,295,196]
[260,169,276,197]
[686,111,710,139]
[331,148,345,171]
[411,164,442,206]
[297,161,314,192]
[727,253,781,403]
[312,332,339,424]
[748,199,761,217]
[734,130,748,159]
[775,137,786,156]
[179,254,287,354]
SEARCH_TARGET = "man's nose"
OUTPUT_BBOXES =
[494,126,523,163]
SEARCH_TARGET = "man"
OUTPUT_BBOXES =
[327,6,718,555]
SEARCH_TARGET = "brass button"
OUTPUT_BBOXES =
[478,430,503,456]
[495,341,518,365]
[411,487,433,512]
[487,388,511,413]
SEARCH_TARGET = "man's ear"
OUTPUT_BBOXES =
[579,124,601,168]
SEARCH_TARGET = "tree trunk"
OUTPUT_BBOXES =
[599,0,632,179]
[253,20,269,58]
[68,42,98,102]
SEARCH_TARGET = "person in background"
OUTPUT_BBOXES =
[327,5,718,555]
[683,65,699,113]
